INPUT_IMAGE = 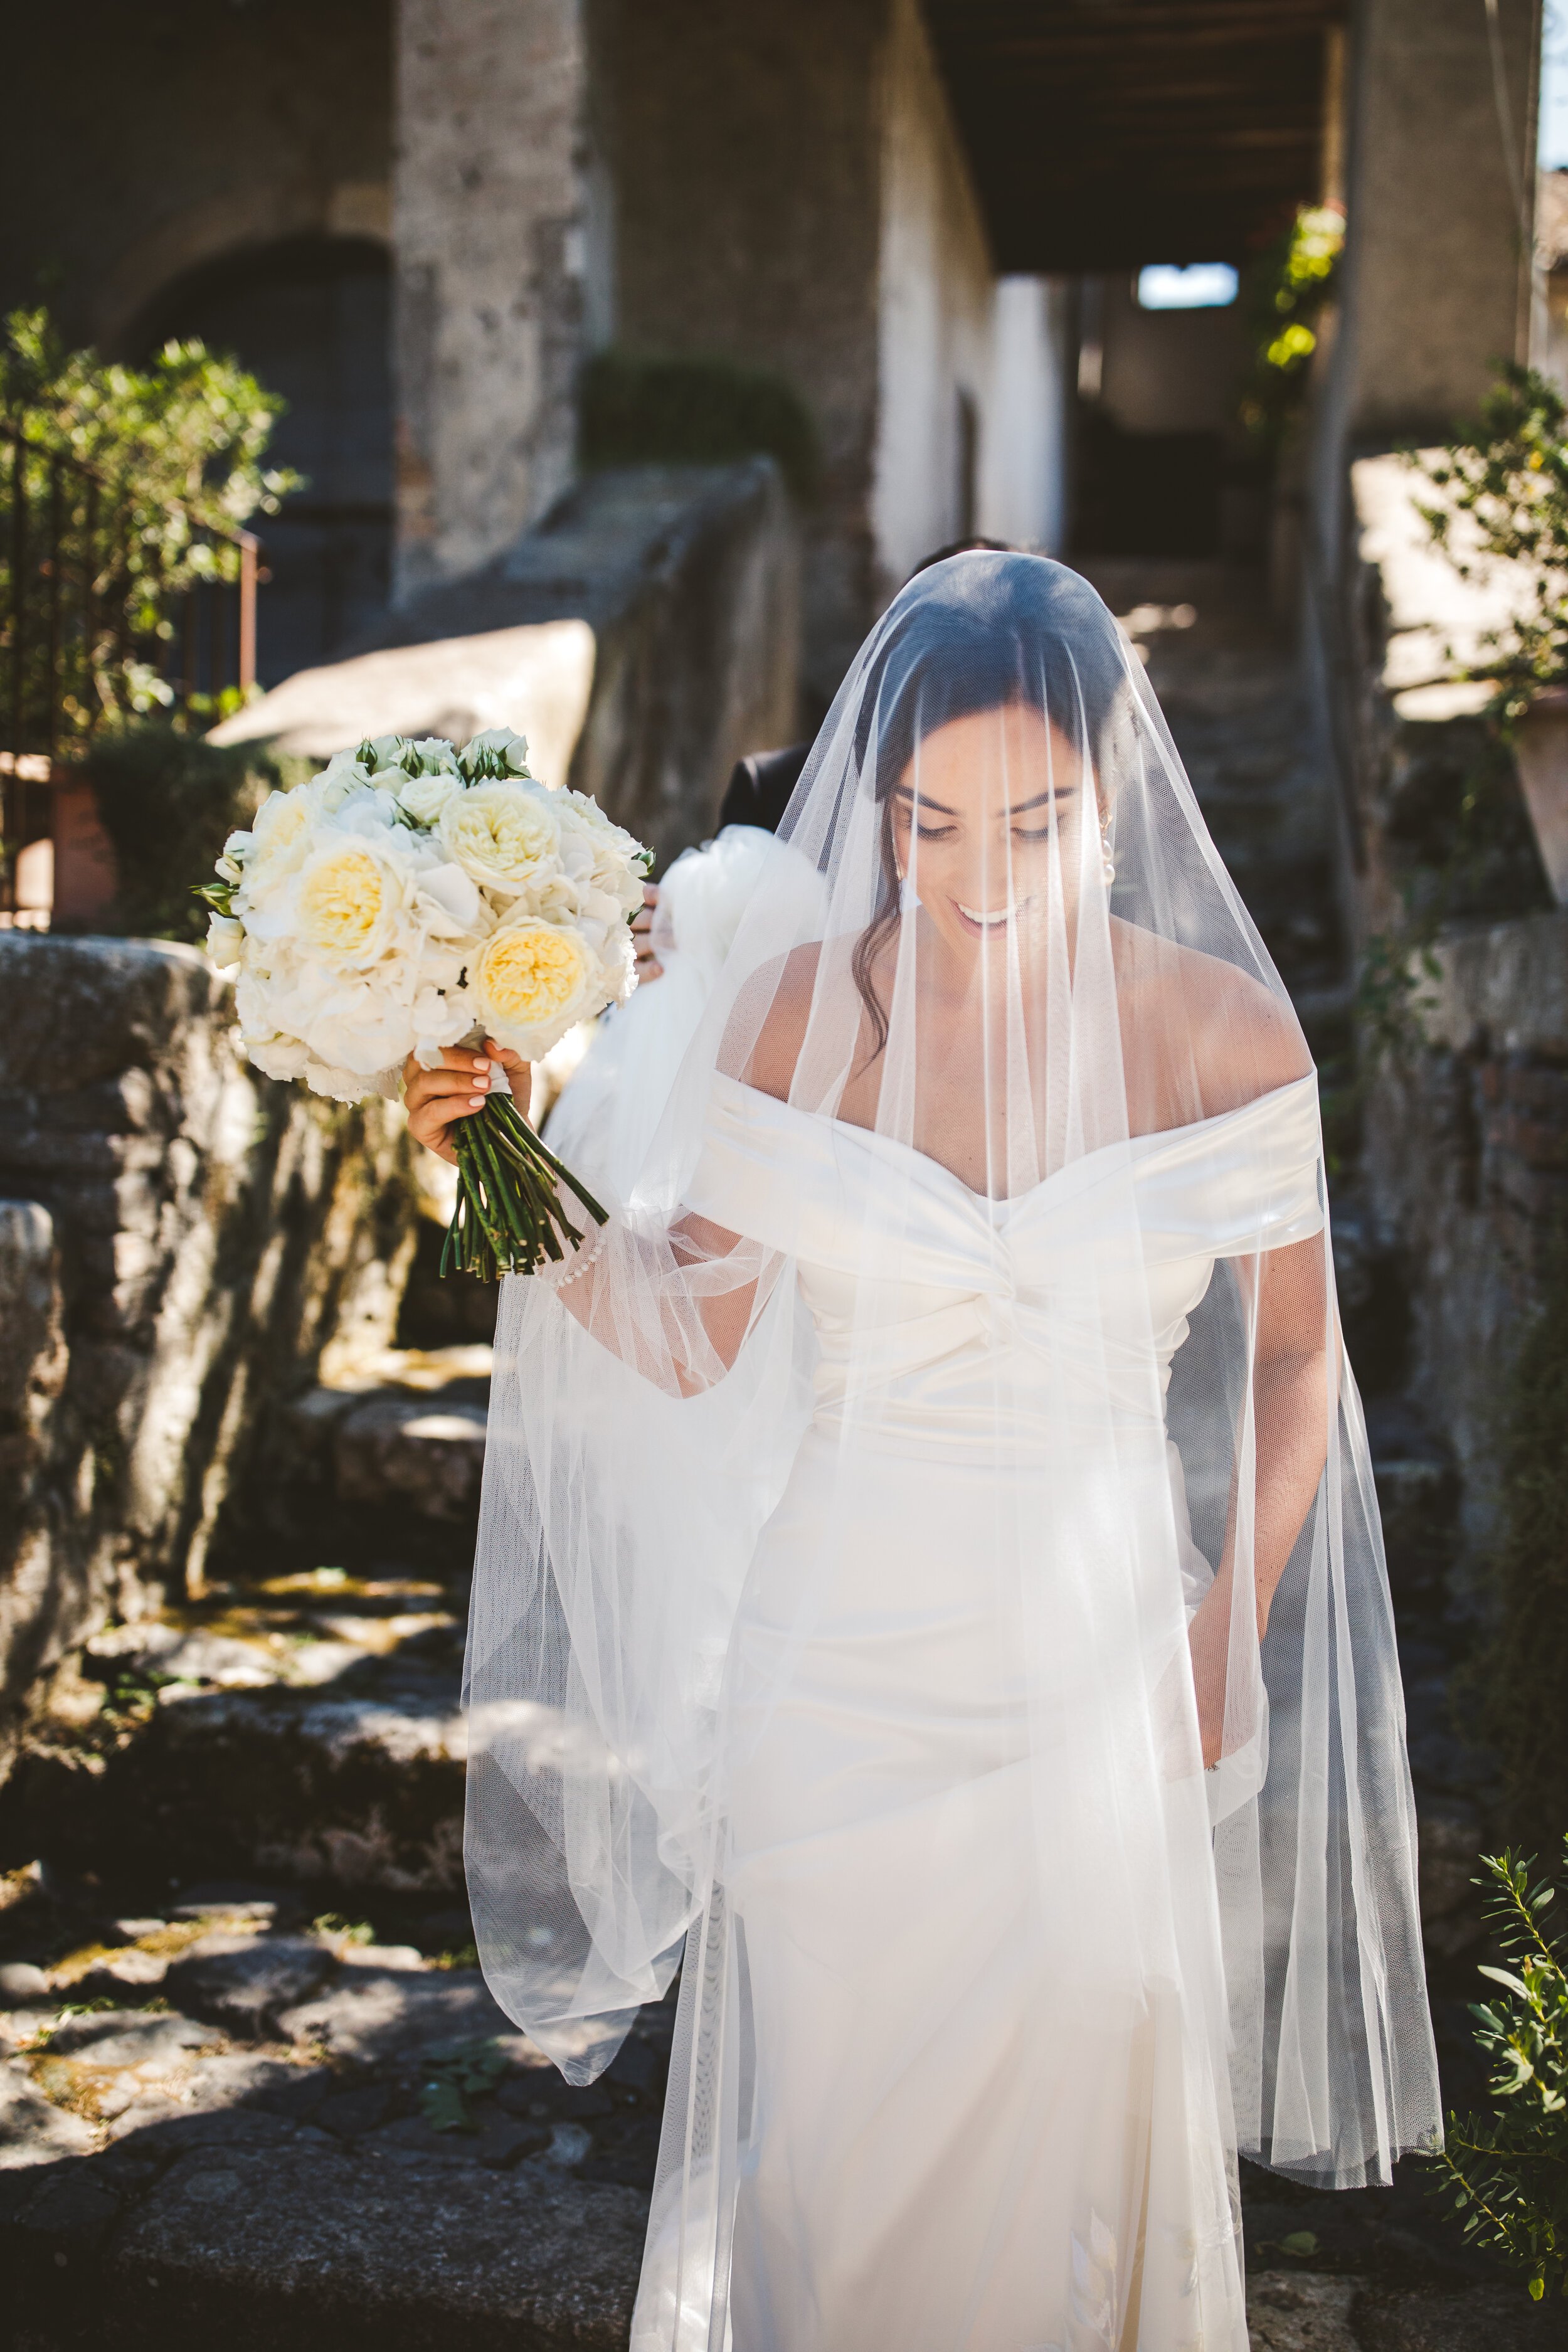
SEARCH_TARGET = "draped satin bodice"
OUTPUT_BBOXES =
[686,1070,1325,1456]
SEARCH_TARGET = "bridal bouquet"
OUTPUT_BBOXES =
[198,728,651,1279]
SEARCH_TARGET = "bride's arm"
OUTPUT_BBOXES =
[401,1044,761,1393]
[1187,1232,1332,1766]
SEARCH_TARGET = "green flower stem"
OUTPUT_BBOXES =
[445,1094,610,1282]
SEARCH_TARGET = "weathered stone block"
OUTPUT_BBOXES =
[88,2144,644,2349]
[0,935,423,1784]
[167,1932,337,2035]
[218,460,802,876]
[336,1392,489,1522]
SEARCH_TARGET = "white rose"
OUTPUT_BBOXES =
[240,783,321,906]
[462,727,531,776]
[559,790,648,915]
[403,738,462,773]
[398,768,464,827]
[216,829,255,884]
[438,780,562,894]
[291,831,419,965]
[469,911,606,1057]
[360,734,408,771]
[205,913,245,972]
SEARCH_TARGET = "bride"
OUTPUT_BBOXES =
[405,554,1439,2351]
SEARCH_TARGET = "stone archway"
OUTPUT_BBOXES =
[132,235,393,687]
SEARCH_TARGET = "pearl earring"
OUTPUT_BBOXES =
[1100,824,1116,886]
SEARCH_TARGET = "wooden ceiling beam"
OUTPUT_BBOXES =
[923,0,1340,270]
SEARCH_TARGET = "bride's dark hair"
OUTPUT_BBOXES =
[850,553,1133,1057]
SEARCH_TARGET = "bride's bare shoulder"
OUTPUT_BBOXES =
[1111,919,1310,1113]
[734,941,827,1101]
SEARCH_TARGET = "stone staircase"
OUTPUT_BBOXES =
[0,1328,674,2349]
[0,568,1550,2346]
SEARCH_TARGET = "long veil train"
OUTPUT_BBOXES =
[465,554,1439,2349]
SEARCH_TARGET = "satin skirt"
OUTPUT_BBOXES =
[633,1424,1249,2352]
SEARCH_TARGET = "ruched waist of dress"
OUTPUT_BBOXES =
[804,1282,1172,1449]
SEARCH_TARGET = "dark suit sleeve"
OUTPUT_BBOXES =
[717,742,811,837]
[717,758,761,833]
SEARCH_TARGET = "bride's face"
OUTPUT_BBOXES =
[889,703,1093,964]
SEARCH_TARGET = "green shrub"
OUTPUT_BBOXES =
[1434,1846,1568,2299]
[1,305,300,739]
[82,721,275,943]
[1239,205,1344,448]
[1414,363,1568,718]
[578,348,820,500]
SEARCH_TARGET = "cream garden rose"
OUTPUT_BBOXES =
[470,915,599,1055]
[295,835,411,964]
[440,780,562,894]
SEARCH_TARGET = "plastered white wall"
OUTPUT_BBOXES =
[871,0,1071,590]
[871,0,995,590]
[981,276,1074,555]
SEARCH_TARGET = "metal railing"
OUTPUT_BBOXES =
[0,418,258,916]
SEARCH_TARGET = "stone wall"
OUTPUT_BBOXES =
[0,936,420,1782]
[393,0,595,596]
[1341,453,1564,1554]
[605,0,884,707]
[1363,915,1568,1554]
[870,0,999,585]
[1330,0,1537,447]
[217,458,802,873]
[1,0,389,350]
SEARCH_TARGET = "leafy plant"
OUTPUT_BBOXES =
[311,1912,376,1946]
[1239,206,1344,447]
[418,2033,513,2132]
[0,305,300,741]
[1433,1845,1568,2299]
[2,306,297,532]
[1414,364,1568,716]
[81,721,276,942]
[579,348,820,500]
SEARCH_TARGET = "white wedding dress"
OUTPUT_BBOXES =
[627,1073,1320,2351]
[466,554,1439,2352]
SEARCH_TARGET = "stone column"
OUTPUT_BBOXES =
[393,0,599,598]
[1335,0,1540,442]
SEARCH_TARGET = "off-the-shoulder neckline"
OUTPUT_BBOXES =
[709,1068,1320,1208]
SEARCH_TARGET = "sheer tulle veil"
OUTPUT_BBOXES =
[465,554,1438,2280]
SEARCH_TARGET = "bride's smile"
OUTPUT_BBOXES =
[889,701,1097,968]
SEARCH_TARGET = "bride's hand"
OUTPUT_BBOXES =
[402,1039,531,1165]
[1187,1582,1230,1771]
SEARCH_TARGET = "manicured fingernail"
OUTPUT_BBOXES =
[468,1096,484,1110]
[473,1057,489,1070]
[473,1074,489,1089]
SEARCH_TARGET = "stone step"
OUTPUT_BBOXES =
[0,1570,469,1894]
[0,1884,671,2351]
[274,1344,493,1531]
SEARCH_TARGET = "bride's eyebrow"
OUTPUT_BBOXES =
[894,784,1067,817]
